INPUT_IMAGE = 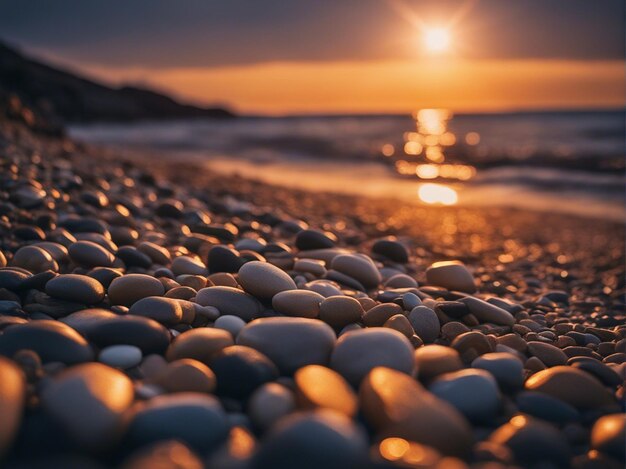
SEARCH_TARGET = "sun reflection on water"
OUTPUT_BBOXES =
[382,108,481,206]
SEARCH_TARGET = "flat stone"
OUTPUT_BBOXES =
[237,317,336,375]
[126,393,228,453]
[41,362,134,451]
[0,320,94,364]
[360,367,472,457]
[210,345,278,399]
[295,229,337,250]
[426,261,476,293]
[414,345,463,383]
[251,411,367,469]
[46,274,105,304]
[152,358,217,394]
[68,240,115,268]
[591,414,625,461]
[87,315,171,355]
[272,290,324,318]
[330,254,381,290]
[129,296,183,326]
[137,241,171,265]
[237,261,297,300]
[195,286,262,322]
[0,357,25,458]
[372,238,409,263]
[166,328,234,364]
[515,391,580,424]
[330,328,414,386]
[363,303,403,327]
[319,296,363,329]
[429,369,501,423]
[293,259,327,277]
[408,306,440,343]
[294,365,358,417]
[526,341,567,367]
[99,344,143,369]
[525,366,615,409]
[171,256,208,276]
[108,274,165,306]
[384,274,418,288]
[460,296,515,326]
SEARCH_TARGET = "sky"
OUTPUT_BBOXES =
[0,0,624,114]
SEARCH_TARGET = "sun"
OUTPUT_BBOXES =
[423,27,450,54]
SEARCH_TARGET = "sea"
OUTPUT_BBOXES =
[69,109,625,221]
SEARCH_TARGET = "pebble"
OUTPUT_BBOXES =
[137,241,171,265]
[251,410,367,469]
[383,273,417,288]
[414,345,463,382]
[248,383,296,430]
[429,369,501,422]
[384,314,414,338]
[45,274,105,304]
[68,240,115,268]
[426,261,476,293]
[293,258,327,276]
[238,261,297,299]
[237,318,336,375]
[128,296,183,326]
[360,367,472,456]
[330,254,381,289]
[98,344,143,369]
[590,414,625,461]
[489,415,571,467]
[152,358,217,394]
[525,366,615,409]
[372,238,409,263]
[108,274,165,306]
[569,357,623,387]
[527,341,568,367]
[318,295,363,329]
[272,289,324,318]
[207,245,244,273]
[330,328,414,386]
[12,245,58,273]
[166,328,234,364]
[294,365,357,417]
[451,331,493,363]
[363,302,403,327]
[210,345,278,399]
[295,229,337,250]
[214,315,247,338]
[41,362,134,451]
[459,296,515,326]
[126,393,228,452]
[515,391,580,424]
[408,306,441,343]
[86,315,171,355]
[0,357,24,458]
[0,320,94,364]
[472,353,524,391]
[171,256,208,276]
[195,286,262,322]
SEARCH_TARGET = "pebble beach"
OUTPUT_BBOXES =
[0,119,625,469]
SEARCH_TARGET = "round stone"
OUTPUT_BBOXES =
[451,331,493,363]
[108,274,165,306]
[166,328,234,364]
[0,357,25,458]
[591,414,625,461]
[41,362,134,451]
[330,254,381,290]
[251,411,367,469]
[384,314,414,338]
[152,358,217,394]
[472,353,524,391]
[295,229,336,250]
[237,261,297,300]
[372,238,409,263]
[46,274,105,304]
[248,383,296,430]
[319,296,363,329]
[68,240,115,268]
[294,365,357,417]
[126,393,228,452]
[272,290,324,318]
[489,415,570,467]
[527,341,568,367]
[129,296,183,326]
[210,345,279,399]
[0,320,94,364]
[195,286,262,322]
[408,306,441,343]
[330,328,414,386]
[99,345,143,369]
[429,369,501,423]
[237,317,336,375]
[525,366,615,409]
[426,261,476,293]
[214,315,247,338]
[363,303,403,327]
[137,241,172,266]
[207,245,244,274]
[414,345,463,383]
[87,315,171,355]
[171,256,208,276]
[12,245,58,273]
[360,367,472,457]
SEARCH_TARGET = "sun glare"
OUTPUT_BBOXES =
[423,27,450,53]
[418,183,458,205]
